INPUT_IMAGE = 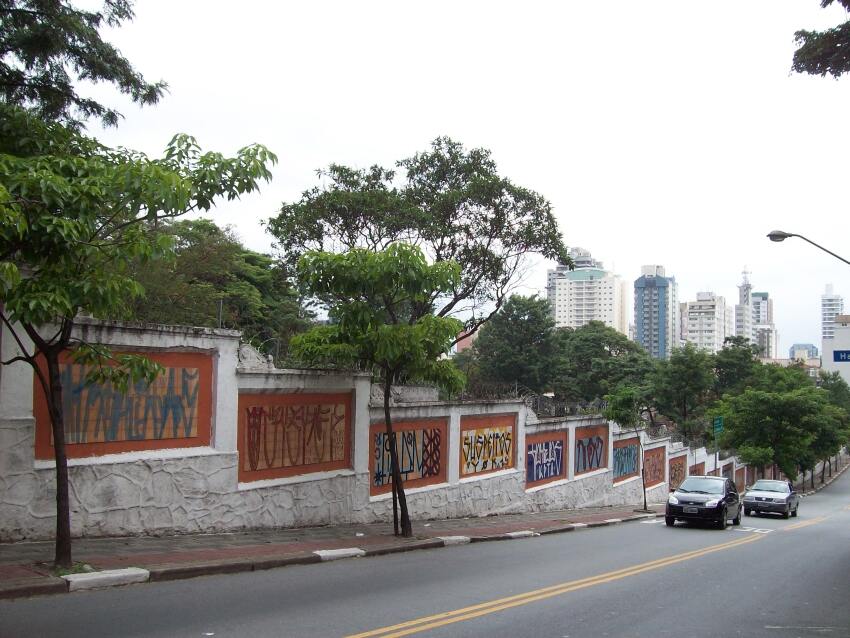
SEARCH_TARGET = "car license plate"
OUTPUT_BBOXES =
[684,507,698,514]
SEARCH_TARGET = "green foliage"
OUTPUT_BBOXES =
[470,295,558,394]
[603,384,644,430]
[269,137,569,334]
[819,370,850,413]
[653,343,714,425]
[291,244,465,394]
[792,1,850,78]
[553,321,654,402]
[714,335,760,398]
[123,219,311,361]
[0,0,167,127]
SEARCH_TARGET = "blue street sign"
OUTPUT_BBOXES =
[833,350,850,362]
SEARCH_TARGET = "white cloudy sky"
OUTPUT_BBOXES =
[89,1,850,354]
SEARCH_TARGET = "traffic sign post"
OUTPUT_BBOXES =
[712,416,723,475]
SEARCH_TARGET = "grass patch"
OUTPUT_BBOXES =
[51,562,95,577]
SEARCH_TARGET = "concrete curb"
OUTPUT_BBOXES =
[800,456,850,497]
[0,508,663,599]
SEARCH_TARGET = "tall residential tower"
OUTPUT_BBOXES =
[634,265,679,359]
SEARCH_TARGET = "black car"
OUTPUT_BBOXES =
[666,475,742,529]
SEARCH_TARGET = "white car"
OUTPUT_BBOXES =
[742,479,800,518]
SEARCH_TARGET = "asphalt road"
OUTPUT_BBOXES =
[2,470,850,638]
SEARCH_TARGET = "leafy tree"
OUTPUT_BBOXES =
[268,137,570,339]
[652,343,714,434]
[290,244,464,537]
[604,384,651,512]
[714,335,761,398]
[124,219,311,362]
[0,105,275,566]
[715,383,830,480]
[553,321,654,402]
[471,295,558,394]
[792,0,850,78]
[0,0,166,127]
[819,370,850,412]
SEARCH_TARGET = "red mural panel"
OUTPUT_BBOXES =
[689,462,705,476]
[526,431,568,488]
[574,424,608,475]
[459,414,517,477]
[668,455,687,489]
[369,419,448,495]
[643,446,665,487]
[238,392,351,482]
[34,351,213,459]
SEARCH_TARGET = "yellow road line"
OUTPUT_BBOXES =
[346,534,762,638]
[783,516,828,531]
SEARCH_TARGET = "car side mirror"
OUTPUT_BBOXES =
[669,486,675,493]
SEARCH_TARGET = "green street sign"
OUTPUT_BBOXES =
[713,416,724,435]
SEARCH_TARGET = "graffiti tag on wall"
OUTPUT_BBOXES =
[643,447,665,486]
[690,462,705,476]
[722,464,734,482]
[460,415,516,477]
[238,393,350,481]
[669,456,687,489]
[34,351,212,459]
[613,439,639,481]
[526,432,567,486]
[575,426,607,474]
[370,420,447,495]
[735,467,746,492]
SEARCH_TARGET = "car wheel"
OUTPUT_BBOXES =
[732,507,741,525]
[744,508,751,516]
[782,506,790,519]
[718,507,728,530]
[665,516,675,527]
[791,505,798,518]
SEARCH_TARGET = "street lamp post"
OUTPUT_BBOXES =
[767,230,850,265]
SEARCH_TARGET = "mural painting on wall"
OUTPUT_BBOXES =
[669,455,687,490]
[460,414,516,477]
[370,419,448,495]
[689,462,705,476]
[575,425,608,475]
[34,351,213,459]
[612,438,640,482]
[526,431,568,487]
[722,464,734,482]
[643,446,665,487]
[237,392,351,482]
[735,467,746,492]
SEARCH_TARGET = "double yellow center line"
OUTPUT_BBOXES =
[346,534,762,638]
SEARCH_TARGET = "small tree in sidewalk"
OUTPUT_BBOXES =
[604,384,652,512]
[0,104,276,567]
[290,244,464,537]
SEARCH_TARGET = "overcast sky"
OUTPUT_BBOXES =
[90,1,850,355]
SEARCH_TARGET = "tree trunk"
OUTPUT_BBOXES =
[811,470,815,490]
[45,351,72,568]
[383,375,412,537]
[821,460,826,485]
[828,457,832,477]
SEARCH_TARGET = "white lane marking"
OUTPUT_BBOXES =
[641,519,664,524]
[736,526,773,534]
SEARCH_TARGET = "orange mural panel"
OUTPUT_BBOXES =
[612,437,640,482]
[238,392,351,482]
[669,455,687,489]
[643,446,665,487]
[34,351,213,459]
[575,425,608,475]
[369,419,448,495]
[690,462,705,475]
[459,414,516,477]
[735,467,746,492]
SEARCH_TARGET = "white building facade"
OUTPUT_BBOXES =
[681,292,734,354]
[547,248,629,335]
[822,284,843,342]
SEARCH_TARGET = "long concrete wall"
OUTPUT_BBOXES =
[0,319,736,541]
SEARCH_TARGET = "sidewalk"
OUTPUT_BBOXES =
[0,503,664,600]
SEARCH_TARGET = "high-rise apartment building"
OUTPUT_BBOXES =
[789,343,819,360]
[735,270,753,343]
[681,292,734,354]
[752,291,778,359]
[822,284,843,342]
[546,247,628,334]
[634,265,679,359]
